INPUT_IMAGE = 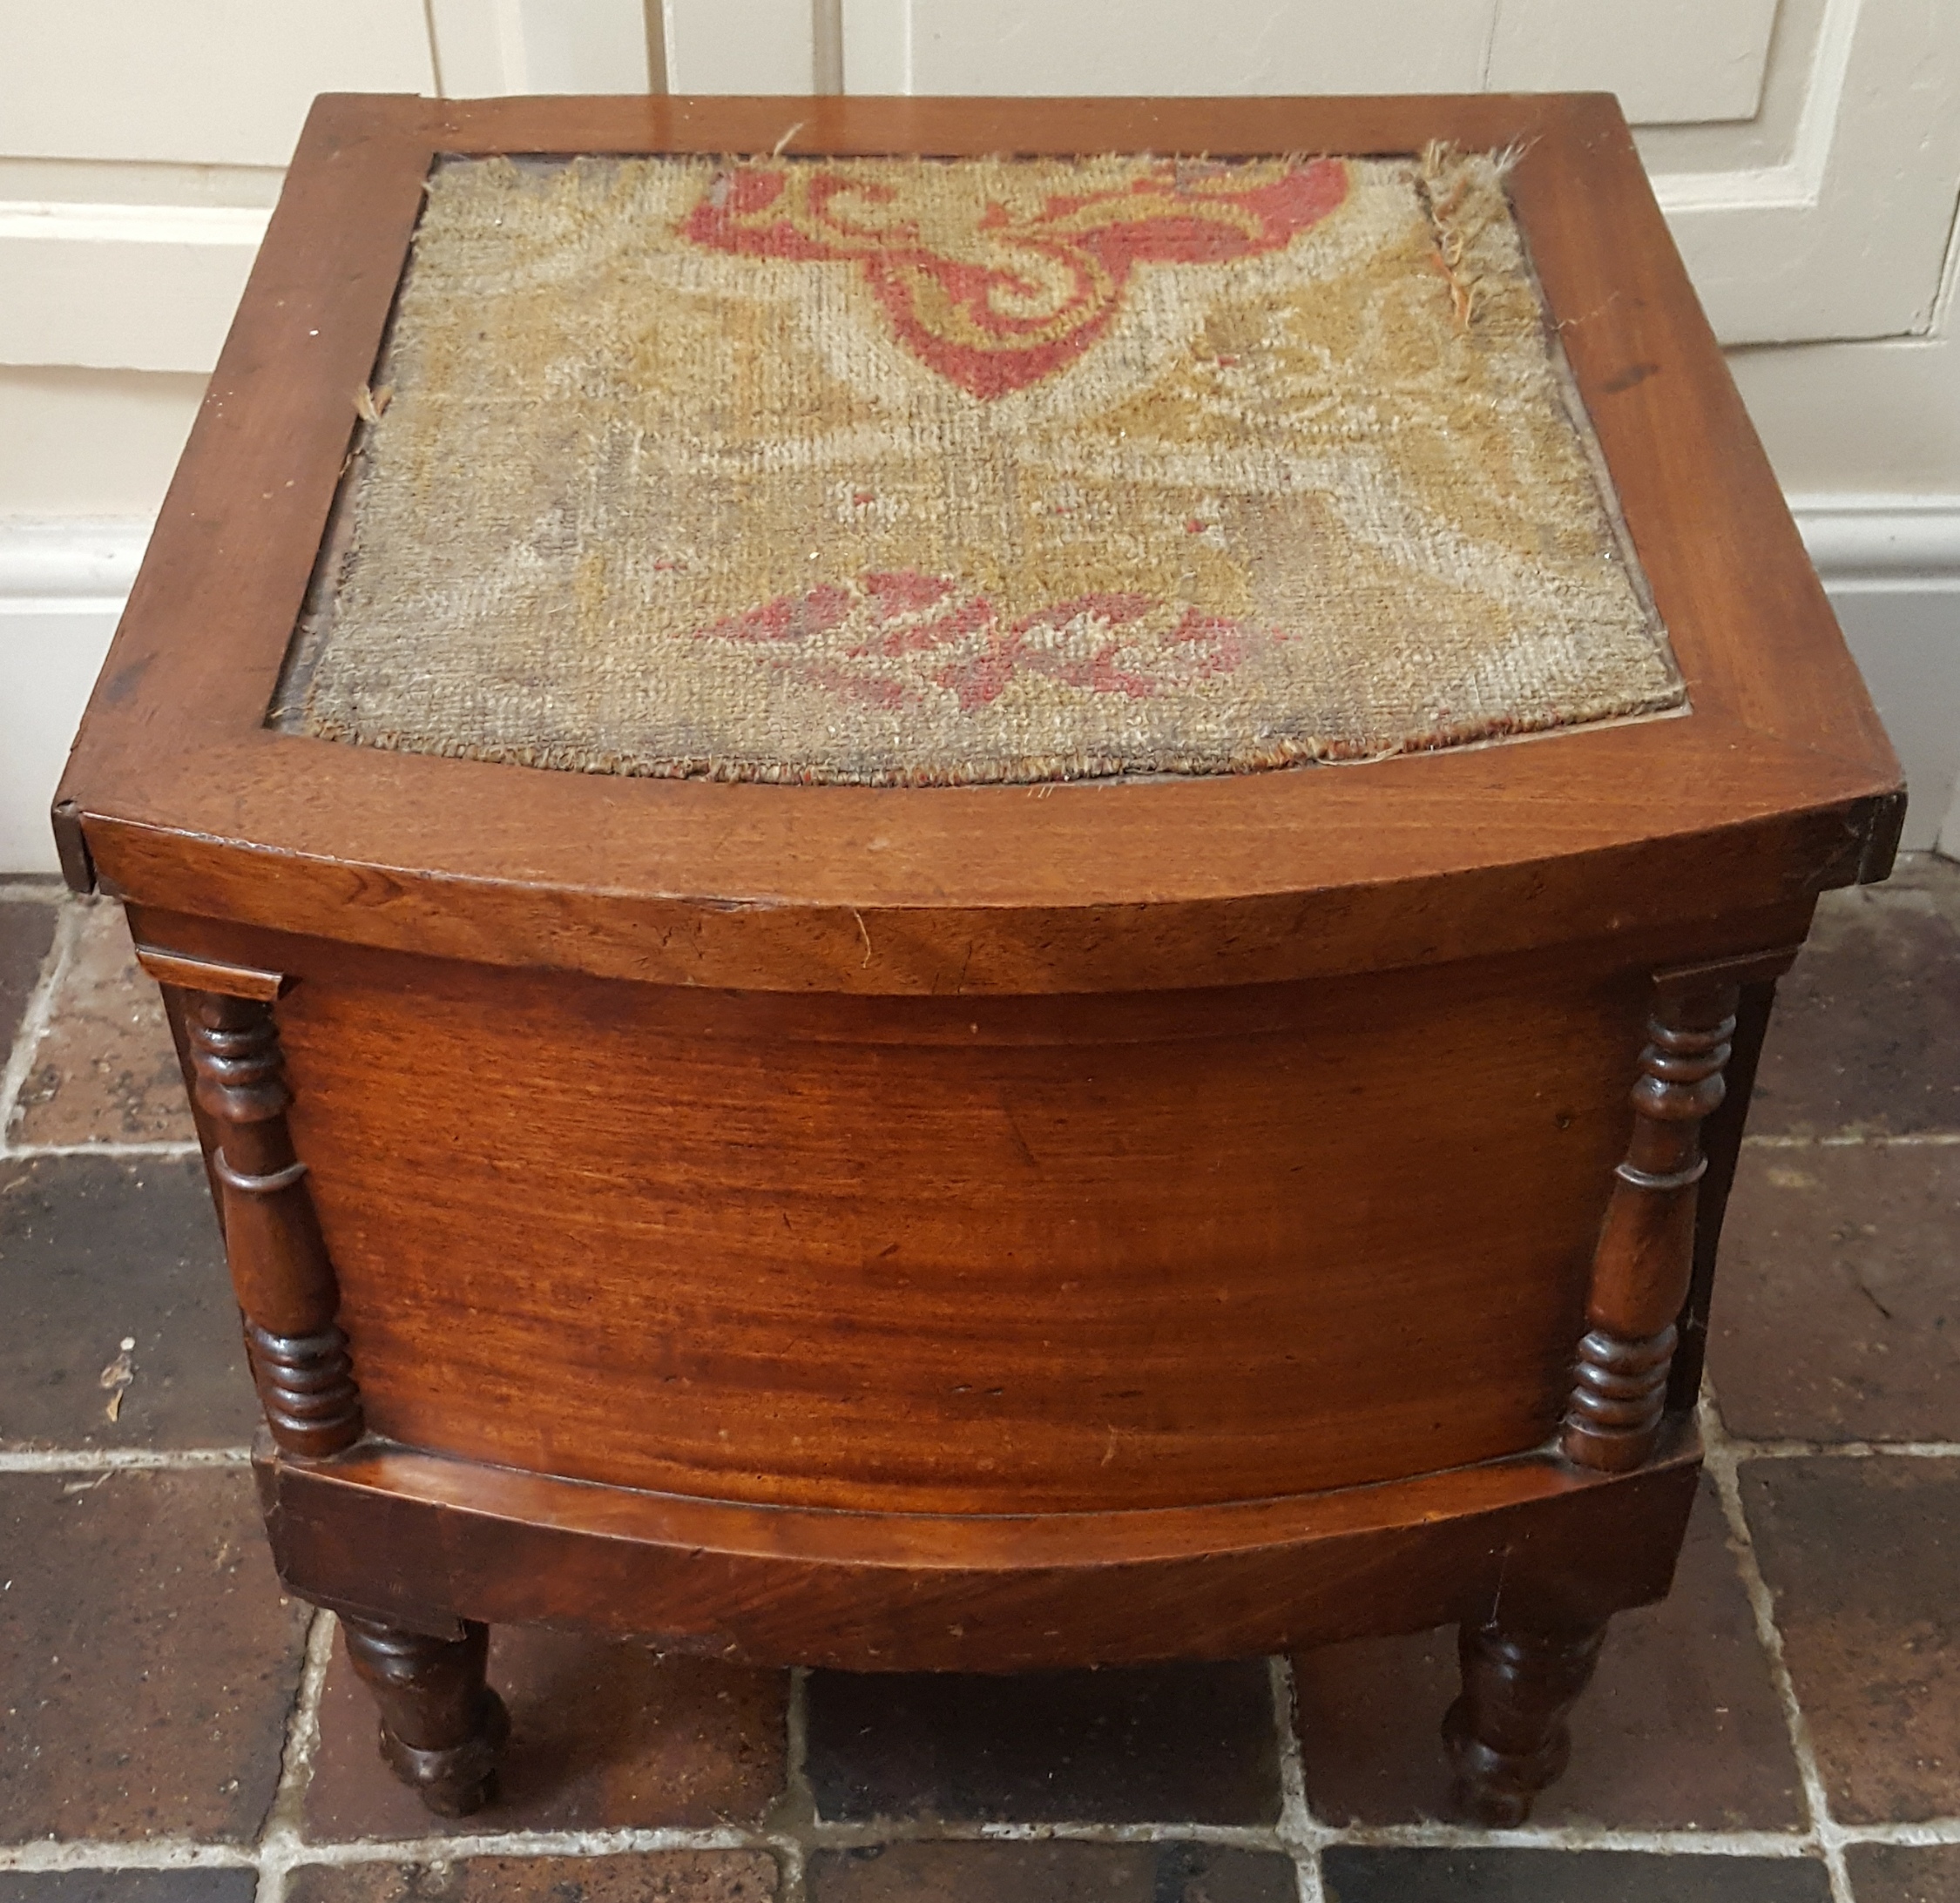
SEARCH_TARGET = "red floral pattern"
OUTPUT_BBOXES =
[695,571,1266,710]
[683,159,1348,399]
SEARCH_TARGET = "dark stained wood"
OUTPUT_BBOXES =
[93,802,1877,1000]
[257,1427,1701,1671]
[305,952,1619,1514]
[1669,977,1781,1412]
[136,944,290,1002]
[159,983,227,1222]
[130,903,1806,1518]
[1560,978,1741,1471]
[49,797,93,894]
[1443,1614,1611,1825]
[179,985,362,1458]
[67,92,1901,1820]
[340,1614,509,1816]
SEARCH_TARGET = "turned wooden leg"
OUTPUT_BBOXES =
[1443,1616,1609,1825]
[341,1616,510,1816]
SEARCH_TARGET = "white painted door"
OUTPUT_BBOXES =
[8,0,1955,375]
[664,0,1960,348]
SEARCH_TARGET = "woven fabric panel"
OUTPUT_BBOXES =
[280,150,1683,785]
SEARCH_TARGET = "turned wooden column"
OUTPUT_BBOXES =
[1558,977,1740,1473]
[145,950,501,1816]
[1559,946,1801,1468]
[1666,977,1781,1414]
[150,955,362,1459]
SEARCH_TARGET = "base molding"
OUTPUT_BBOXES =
[1788,496,1960,854]
[1,517,150,875]
[256,1427,1701,1672]
[1790,495,1960,585]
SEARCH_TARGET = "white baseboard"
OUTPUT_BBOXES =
[3,504,1957,875]
[1790,494,1960,587]
[1790,496,1960,854]
[0,518,150,875]
[0,515,150,610]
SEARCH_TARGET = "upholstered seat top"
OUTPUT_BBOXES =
[274,148,1682,786]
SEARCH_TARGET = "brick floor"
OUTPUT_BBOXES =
[1293,1476,1808,1832]
[0,1878,259,1902]
[0,1470,309,1842]
[0,1156,255,1453]
[6,902,194,1150]
[2,861,1957,1901]
[803,1661,1281,1825]
[804,1842,1295,1901]
[1713,1147,1960,1443]
[304,1638,787,1839]
[283,1853,780,1901]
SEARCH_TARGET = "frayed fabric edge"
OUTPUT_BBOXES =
[301,680,1688,790]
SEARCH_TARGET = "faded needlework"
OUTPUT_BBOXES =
[281,149,1681,786]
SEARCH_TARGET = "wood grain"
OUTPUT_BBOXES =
[340,1615,509,1817]
[1444,1616,1610,1825]
[58,95,1899,1001]
[1561,979,1741,1472]
[179,986,362,1457]
[258,1424,1702,1671]
[131,902,1803,1517]
[70,92,1898,1817]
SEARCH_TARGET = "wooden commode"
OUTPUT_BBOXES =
[56,92,1903,1824]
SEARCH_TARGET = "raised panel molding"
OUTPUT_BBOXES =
[1794,497,1960,584]
[840,0,910,95]
[0,521,147,874]
[0,203,265,375]
[1649,0,1960,344]
[899,0,1499,96]
[7,0,1957,371]
[0,0,434,166]
[814,0,1960,347]
[828,0,1954,348]
[1487,0,1779,125]
[429,0,653,95]
[0,519,150,608]
[661,0,820,93]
